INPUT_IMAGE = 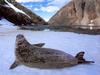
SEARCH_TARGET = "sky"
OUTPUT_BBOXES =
[16,0,71,21]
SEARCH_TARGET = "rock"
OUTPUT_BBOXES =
[0,14,2,20]
[49,0,100,30]
[0,16,3,20]
[0,0,6,4]
[0,0,47,26]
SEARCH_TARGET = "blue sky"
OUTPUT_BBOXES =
[16,0,71,21]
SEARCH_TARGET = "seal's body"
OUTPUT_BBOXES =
[10,34,94,69]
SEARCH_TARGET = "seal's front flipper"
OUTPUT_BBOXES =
[9,61,19,69]
[33,43,45,47]
[84,61,95,64]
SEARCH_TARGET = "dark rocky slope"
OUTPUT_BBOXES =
[0,0,47,26]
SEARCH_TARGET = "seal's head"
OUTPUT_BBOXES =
[16,34,29,46]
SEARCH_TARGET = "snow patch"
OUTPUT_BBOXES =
[43,29,50,31]
[0,19,19,33]
[0,19,14,27]
[4,4,10,7]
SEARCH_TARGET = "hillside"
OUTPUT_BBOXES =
[49,0,100,30]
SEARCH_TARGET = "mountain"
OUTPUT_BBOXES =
[49,0,100,30]
[0,0,47,26]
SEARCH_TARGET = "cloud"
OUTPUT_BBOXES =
[34,6,59,13]
[48,0,71,7]
[16,0,44,3]
[34,8,40,11]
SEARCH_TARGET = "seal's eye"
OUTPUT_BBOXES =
[16,34,24,39]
